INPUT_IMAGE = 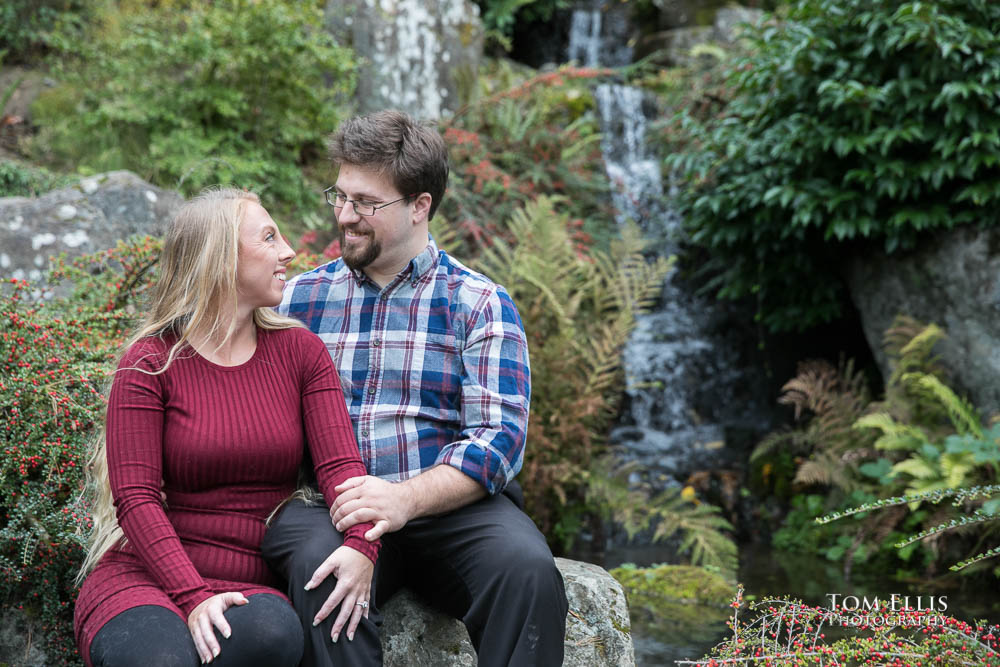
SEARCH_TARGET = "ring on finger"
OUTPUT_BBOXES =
[355,600,369,609]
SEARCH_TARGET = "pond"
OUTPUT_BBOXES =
[605,542,1000,666]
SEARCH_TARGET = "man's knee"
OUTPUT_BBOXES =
[262,500,342,581]
[504,549,564,596]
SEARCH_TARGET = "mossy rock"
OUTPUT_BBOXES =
[610,564,733,647]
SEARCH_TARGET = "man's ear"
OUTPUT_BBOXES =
[411,192,432,225]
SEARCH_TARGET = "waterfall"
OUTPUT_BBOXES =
[567,5,772,499]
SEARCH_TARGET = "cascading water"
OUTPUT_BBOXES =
[568,4,772,508]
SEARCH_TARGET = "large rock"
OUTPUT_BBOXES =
[324,0,484,120]
[636,6,763,66]
[845,225,1000,416]
[381,557,634,666]
[3,557,628,666]
[0,170,181,286]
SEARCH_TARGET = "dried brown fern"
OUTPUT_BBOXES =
[753,358,874,492]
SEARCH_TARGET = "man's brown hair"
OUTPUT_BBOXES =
[329,110,449,220]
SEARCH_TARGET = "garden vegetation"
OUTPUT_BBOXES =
[6,0,1000,664]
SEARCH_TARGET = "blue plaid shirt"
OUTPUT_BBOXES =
[276,238,530,495]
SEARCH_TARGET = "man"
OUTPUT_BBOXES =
[262,110,568,667]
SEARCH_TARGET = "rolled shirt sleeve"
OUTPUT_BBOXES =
[436,285,530,495]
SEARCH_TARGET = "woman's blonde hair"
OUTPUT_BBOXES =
[77,187,303,583]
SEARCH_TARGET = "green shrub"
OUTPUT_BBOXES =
[0,0,90,63]
[30,0,355,216]
[472,0,566,47]
[666,0,1000,332]
[0,159,75,197]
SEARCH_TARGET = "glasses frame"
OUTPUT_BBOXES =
[323,187,418,217]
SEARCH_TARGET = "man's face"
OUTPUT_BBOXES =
[333,164,417,275]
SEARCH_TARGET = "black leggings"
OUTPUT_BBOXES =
[89,593,303,667]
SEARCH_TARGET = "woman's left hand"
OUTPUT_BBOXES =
[304,545,374,643]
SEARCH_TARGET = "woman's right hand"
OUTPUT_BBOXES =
[304,545,374,643]
[187,591,249,663]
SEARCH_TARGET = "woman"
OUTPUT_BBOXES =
[74,188,377,666]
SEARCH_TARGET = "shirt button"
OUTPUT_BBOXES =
[381,294,388,301]
[367,387,376,394]
[361,429,369,437]
[372,339,381,347]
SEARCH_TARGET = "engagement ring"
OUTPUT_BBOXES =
[356,600,369,609]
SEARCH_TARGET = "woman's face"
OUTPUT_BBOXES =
[236,201,295,310]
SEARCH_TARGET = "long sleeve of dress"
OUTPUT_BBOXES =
[298,332,381,564]
[105,342,215,618]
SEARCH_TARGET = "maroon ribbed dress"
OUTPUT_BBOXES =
[73,326,377,666]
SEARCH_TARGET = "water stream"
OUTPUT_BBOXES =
[568,4,770,512]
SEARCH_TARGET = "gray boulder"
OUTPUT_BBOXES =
[0,170,181,287]
[844,225,1000,416]
[637,6,763,66]
[324,0,484,120]
[382,557,634,666]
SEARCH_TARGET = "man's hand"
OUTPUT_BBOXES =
[332,466,487,540]
[331,476,413,541]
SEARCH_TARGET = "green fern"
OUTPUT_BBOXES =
[587,457,738,575]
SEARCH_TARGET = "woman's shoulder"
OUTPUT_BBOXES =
[263,325,330,369]
[264,324,324,349]
[119,334,174,371]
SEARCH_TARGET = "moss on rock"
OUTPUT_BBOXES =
[610,563,733,648]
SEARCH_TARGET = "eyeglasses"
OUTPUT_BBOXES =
[323,187,416,217]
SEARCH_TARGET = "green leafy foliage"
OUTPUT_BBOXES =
[665,0,1000,331]
[438,62,614,258]
[0,159,76,198]
[820,485,1000,574]
[590,458,738,574]
[755,317,1000,575]
[0,0,90,63]
[29,0,355,215]
[472,0,567,45]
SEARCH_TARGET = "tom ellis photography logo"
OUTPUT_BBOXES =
[825,592,948,628]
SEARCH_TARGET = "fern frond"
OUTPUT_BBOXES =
[793,451,857,492]
[886,318,946,384]
[648,487,738,574]
[855,413,928,451]
[907,373,982,437]
[892,457,940,481]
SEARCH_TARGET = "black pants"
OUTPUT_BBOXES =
[260,488,568,667]
[88,593,303,667]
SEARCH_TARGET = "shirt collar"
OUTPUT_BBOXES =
[348,236,440,286]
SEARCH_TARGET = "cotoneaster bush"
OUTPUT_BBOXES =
[1,238,159,665]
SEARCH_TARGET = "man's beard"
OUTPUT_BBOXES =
[339,227,381,270]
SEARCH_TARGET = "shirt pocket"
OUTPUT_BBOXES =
[399,327,463,412]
